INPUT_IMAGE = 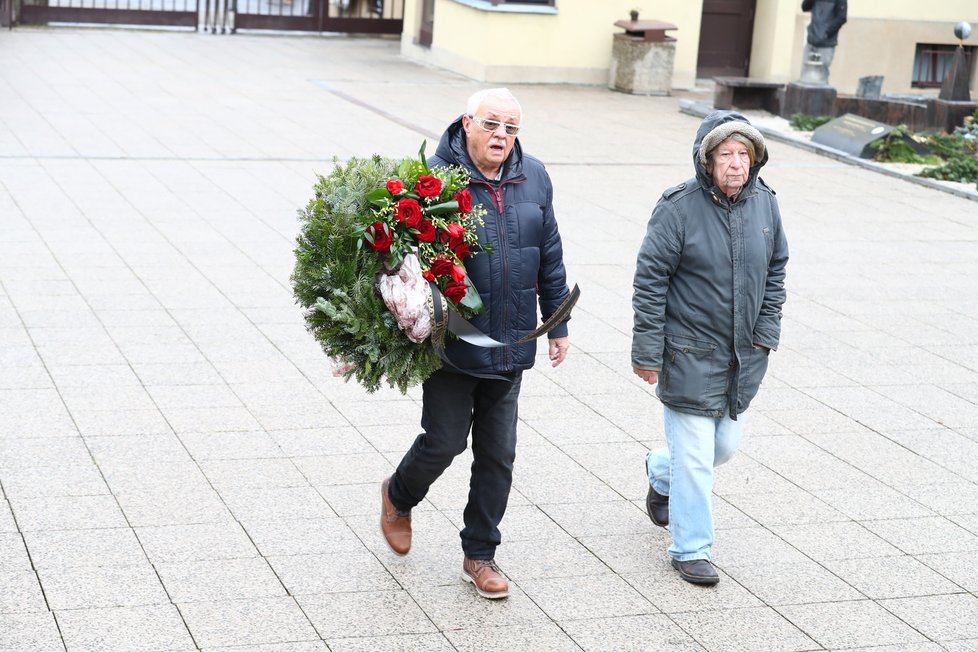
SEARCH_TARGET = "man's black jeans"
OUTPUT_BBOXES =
[389,368,523,560]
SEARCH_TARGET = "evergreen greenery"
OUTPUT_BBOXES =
[790,110,978,184]
[788,113,832,131]
[291,156,441,394]
[870,125,942,164]
[917,152,978,183]
[915,114,978,184]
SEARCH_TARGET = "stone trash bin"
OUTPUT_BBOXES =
[609,13,678,96]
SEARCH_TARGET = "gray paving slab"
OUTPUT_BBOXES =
[0,611,65,651]
[10,494,129,532]
[38,563,170,611]
[561,614,706,651]
[2,25,978,651]
[879,594,978,642]
[296,590,437,639]
[670,606,819,652]
[177,597,320,648]
[0,569,47,613]
[56,604,197,652]
[782,600,928,648]
[268,550,400,595]
[823,555,963,599]
[445,622,583,652]
[324,633,452,652]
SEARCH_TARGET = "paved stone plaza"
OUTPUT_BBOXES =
[2,27,978,652]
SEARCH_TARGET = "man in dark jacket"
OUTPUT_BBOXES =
[801,0,847,80]
[380,88,571,599]
[632,111,788,586]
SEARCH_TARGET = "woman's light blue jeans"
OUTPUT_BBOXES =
[645,405,745,561]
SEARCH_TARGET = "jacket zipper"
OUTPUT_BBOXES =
[471,177,526,370]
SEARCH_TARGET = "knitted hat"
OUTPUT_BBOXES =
[698,120,765,167]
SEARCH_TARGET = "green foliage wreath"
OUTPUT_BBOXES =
[291,156,441,393]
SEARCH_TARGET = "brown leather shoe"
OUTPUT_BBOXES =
[462,558,509,599]
[380,477,411,555]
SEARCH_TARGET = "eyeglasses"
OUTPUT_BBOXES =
[469,115,521,136]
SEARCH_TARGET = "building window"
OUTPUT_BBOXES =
[912,43,974,88]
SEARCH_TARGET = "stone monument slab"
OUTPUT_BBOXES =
[856,76,883,99]
[811,113,892,158]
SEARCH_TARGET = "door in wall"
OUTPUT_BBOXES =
[697,0,757,78]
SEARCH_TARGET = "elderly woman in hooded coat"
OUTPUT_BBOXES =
[632,110,789,586]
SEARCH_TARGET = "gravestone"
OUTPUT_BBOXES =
[811,113,893,158]
[856,76,883,99]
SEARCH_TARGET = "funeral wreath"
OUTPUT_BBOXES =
[291,144,491,394]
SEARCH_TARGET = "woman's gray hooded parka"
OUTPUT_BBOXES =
[631,110,789,418]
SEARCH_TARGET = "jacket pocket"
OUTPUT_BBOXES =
[660,335,721,410]
[513,201,544,246]
[762,227,773,259]
[737,345,770,412]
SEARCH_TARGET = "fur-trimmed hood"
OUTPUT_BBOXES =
[692,110,768,192]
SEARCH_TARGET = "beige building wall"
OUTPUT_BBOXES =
[749,0,799,83]
[753,1,977,94]
[400,0,705,90]
[811,18,977,94]
[401,0,977,95]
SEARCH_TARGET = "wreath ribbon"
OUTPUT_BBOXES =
[427,282,581,380]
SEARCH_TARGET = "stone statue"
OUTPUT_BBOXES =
[801,0,847,83]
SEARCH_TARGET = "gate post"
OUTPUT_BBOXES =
[1,0,14,28]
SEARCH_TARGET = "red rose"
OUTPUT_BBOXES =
[444,223,465,239]
[414,219,436,242]
[414,175,442,198]
[394,198,422,224]
[450,264,467,283]
[454,188,472,214]
[443,280,469,303]
[429,257,455,278]
[439,224,467,252]
[453,242,472,259]
[404,211,422,229]
[386,179,404,195]
[365,221,392,251]
[422,270,435,282]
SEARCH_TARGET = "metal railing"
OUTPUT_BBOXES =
[19,0,199,28]
[229,0,403,34]
[202,0,230,32]
[10,0,401,33]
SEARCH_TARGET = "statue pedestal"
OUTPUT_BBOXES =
[927,99,978,134]
[780,82,837,118]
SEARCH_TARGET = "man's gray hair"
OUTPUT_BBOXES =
[466,88,523,119]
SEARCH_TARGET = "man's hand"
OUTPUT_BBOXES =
[633,367,659,385]
[549,336,570,367]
